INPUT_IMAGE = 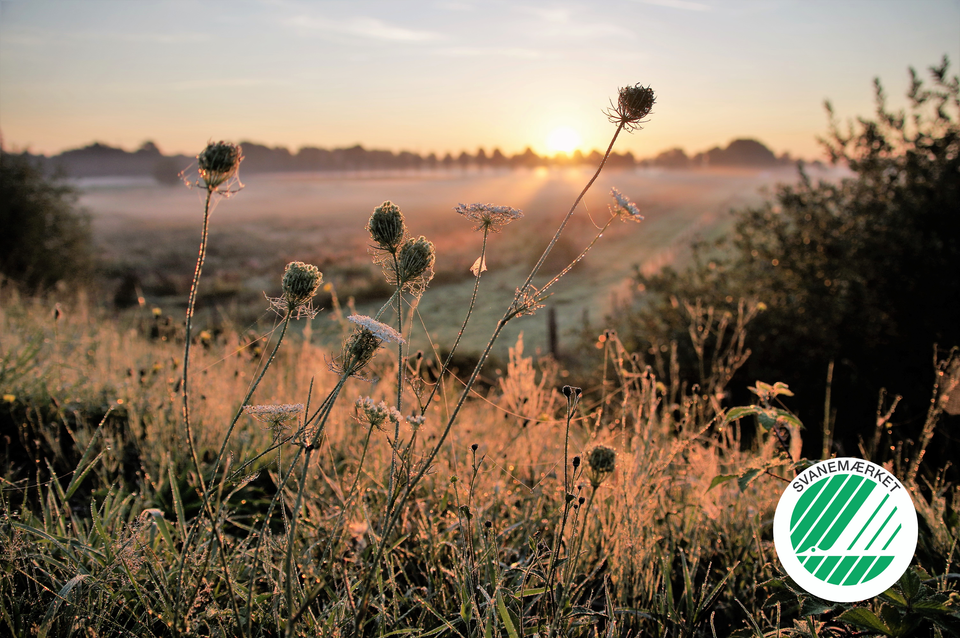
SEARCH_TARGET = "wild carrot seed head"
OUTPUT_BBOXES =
[454,203,523,233]
[394,236,436,293]
[587,445,616,488]
[367,201,407,252]
[610,187,643,222]
[282,261,323,306]
[606,84,656,132]
[197,141,243,190]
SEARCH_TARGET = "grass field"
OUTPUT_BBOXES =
[3,158,955,637]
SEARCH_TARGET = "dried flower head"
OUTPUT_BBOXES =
[283,262,322,302]
[393,236,436,295]
[455,203,524,233]
[333,328,383,377]
[348,314,405,344]
[356,397,402,429]
[587,445,616,487]
[269,261,323,318]
[606,84,656,132]
[610,187,643,222]
[332,315,404,377]
[367,201,407,253]
[243,403,303,435]
[510,284,548,318]
[197,141,243,190]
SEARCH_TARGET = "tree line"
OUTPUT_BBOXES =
[18,137,791,183]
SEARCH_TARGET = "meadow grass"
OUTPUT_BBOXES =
[2,84,958,637]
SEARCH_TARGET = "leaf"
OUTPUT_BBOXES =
[39,574,88,638]
[880,588,908,608]
[708,475,737,491]
[471,256,487,276]
[799,596,841,616]
[757,410,779,430]
[724,406,764,423]
[899,567,921,600]
[773,409,803,430]
[838,608,892,636]
[772,382,793,395]
[737,469,762,492]
[65,416,107,500]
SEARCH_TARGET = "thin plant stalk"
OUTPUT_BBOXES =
[283,374,351,623]
[317,418,378,569]
[345,123,627,633]
[239,373,349,635]
[174,188,244,631]
[180,188,214,502]
[546,401,576,610]
[419,228,489,415]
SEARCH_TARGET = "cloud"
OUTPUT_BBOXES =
[632,0,711,11]
[512,5,634,39]
[437,46,543,59]
[283,14,443,43]
[434,1,475,10]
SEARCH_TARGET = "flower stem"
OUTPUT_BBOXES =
[419,228,489,415]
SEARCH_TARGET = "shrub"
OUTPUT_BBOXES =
[0,148,93,290]
[613,58,960,470]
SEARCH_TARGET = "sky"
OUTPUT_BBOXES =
[0,0,958,161]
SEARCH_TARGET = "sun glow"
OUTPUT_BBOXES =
[546,126,581,155]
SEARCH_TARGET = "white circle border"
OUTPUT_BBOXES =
[773,457,917,602]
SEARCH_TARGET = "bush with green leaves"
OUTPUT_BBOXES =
[0,149,94,290]
[612,58,960,470]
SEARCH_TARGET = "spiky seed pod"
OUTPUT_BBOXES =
[396,236,436,287]
[607,84,656,132]
[337,328,382,377]
[367,201,407,252]
[282,261,323,308]
[197,141,243,189]
[587,445,617,488]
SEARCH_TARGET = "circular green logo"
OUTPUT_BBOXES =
[774,458,917,602]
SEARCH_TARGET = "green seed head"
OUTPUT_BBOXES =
[197,141,242,189]
[281,261,323,307]
[367,201,407,252]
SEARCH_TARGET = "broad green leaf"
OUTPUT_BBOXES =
[737,468,762,491]
[838,608,892,635]
[708,475,736,491]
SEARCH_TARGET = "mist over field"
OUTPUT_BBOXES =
[83,164,841,356]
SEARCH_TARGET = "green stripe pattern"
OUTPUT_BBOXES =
[789,473,899,586]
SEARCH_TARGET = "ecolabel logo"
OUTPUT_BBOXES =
[773,458,917,602]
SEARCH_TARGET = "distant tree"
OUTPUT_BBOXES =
[0,148,93,289]
[610,58,960,469]
[511,147,540,168]
[152,156,183,185]
[652,147,690,168]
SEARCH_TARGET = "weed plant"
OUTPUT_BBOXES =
[1,83,959,637]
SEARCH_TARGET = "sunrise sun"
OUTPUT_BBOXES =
[546,126,581,155]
